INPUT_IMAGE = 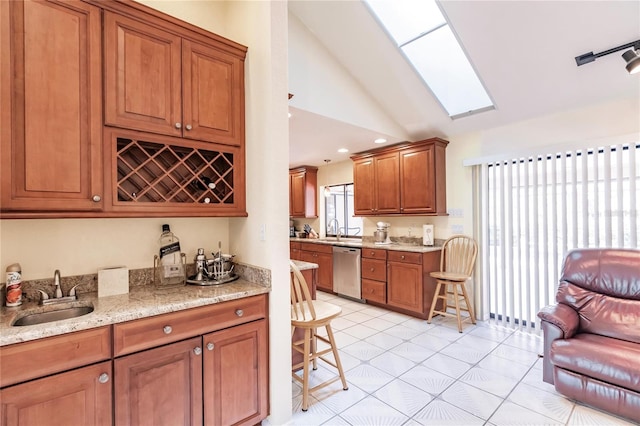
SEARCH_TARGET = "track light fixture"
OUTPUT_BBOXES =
[575,39,640,74]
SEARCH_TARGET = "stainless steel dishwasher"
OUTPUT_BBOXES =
[332,246,363,301]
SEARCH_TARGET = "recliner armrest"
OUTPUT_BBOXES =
[537,304,580,384]
[538,304,580,338]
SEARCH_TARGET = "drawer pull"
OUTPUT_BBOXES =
[98,373,109,384]
[194,346,202,355]
[370,268,375,272]
[401,255,405,260]
[163,325,173,334]
[207,342,214,351]
[235,309,244,317]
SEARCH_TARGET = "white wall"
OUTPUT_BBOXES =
[288,12,408,140]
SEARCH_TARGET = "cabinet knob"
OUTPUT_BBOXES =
[235,309,244,317]
[185,124,192,131]
[98,373,109,384]
[175,122,182,129]
[194,346,202,355]
[370,268,375,272]
[163,325,173,334]
[92,195,101,202]
[401,255,405,260]
[207,342,214,351]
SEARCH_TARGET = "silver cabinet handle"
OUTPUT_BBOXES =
[194,346,202,355]
[163,325,172,334]
[98,373,109,384]
[185,124,192,130]
[235,309,244,317]
[92,195,101,202]
[207,342,214,351]
[175,122,182,129]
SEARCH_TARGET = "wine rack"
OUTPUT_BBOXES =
[115,137,236,205]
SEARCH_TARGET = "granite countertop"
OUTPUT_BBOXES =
[289,237,441,253]
[291,259,318,270]
[0,279,269,347]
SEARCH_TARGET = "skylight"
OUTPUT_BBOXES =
[364,0,494,119]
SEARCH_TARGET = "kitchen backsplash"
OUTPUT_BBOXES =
[1,262,271,305]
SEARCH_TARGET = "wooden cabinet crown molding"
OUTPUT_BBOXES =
[350,137,449,161]
[83,0,247,59]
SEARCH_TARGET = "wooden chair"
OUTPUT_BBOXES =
[290,260,348,411]
[427,235,478,332]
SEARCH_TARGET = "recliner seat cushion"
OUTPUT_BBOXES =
[551,333,640,392]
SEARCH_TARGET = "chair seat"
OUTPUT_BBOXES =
[430,271,469,282]
[291,300,342,327]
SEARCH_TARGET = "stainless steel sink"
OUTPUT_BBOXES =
[12,306,94,326]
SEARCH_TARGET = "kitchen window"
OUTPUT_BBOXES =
[325,184,362,238]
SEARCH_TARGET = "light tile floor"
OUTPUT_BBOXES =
[281,291,637,426]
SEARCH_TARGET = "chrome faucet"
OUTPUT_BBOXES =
[38,270,79,305]
[327,218,341,241]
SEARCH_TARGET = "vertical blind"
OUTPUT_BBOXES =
[476,142,639,331]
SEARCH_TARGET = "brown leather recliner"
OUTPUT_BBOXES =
[537,248,640,422]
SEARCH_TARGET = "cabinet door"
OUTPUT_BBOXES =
[0,361,112,426]
[1,0,103,211]
[315,252,334,293]
[114,337,203,426]
[400,145,436,214]
[289,171,306,217]
[183,39,244,146]
[374,152,400,214]
[353,158,375,215]
[203,319,268,426]
[387,261,424,315]
[104,11,182,137]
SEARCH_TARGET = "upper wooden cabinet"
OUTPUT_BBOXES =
[352,138,448,216]
[353,151,400,215]
[0,0,103,212]
[289,166,318,218]
[1,0,248,218]
[104,11,245,147]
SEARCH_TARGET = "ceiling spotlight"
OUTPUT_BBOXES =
[575,39,640,74]
[338,148,349,153]
[374,138,387,144]
[622,49,640,74]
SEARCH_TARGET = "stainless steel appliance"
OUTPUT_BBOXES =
[374,222,392,245]
[332,246,362,301]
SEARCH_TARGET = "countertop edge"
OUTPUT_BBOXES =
[289,237,441,253]
[0,280,270,347]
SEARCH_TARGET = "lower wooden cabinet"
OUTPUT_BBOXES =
[387,260,424,314]
[115,337,203,426]
[204,320,268,426]
[0,361,112,426]
[115,319,267,426]
[299,243,333,293]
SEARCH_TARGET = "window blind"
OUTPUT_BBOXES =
[476,142,639,331]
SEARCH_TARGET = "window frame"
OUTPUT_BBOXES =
[324,183,362,239]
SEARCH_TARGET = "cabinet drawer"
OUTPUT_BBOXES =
[290,242,301,250]
[113,294,267,356]
[300,242,333,254]
[362,279,386,304]
[388,250,422,264]
[362,258,387,281]
[362,248,387,259]
[0,326,111,388]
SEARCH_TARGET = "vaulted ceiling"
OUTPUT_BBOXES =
[288,0,640,167]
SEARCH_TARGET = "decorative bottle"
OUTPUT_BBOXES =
[158,224,185,285]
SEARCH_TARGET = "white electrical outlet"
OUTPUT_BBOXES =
[451,224,464,234]
[259,224,266,241]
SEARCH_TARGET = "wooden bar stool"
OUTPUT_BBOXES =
[427,235,478,332]
[290,260,348,411]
